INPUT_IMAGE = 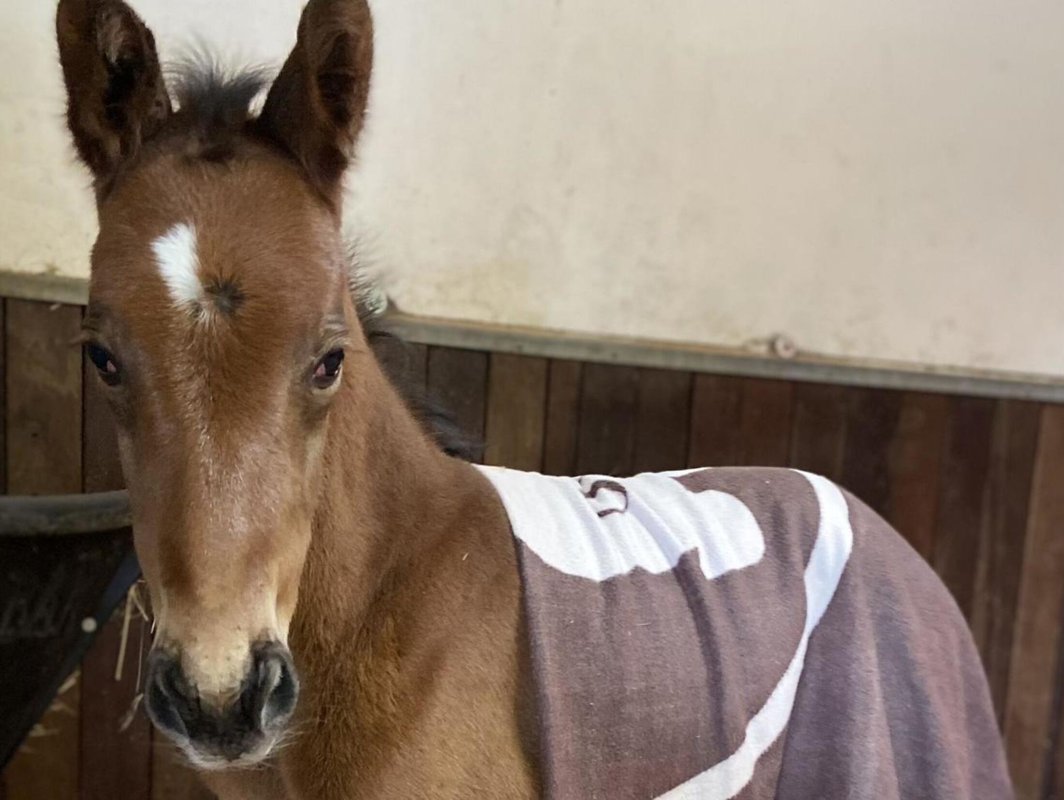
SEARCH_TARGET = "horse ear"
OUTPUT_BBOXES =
[258,0,374,209]
[56,0,172,190]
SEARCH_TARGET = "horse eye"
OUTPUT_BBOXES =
[312,348,344,389]
[85,343,121,386]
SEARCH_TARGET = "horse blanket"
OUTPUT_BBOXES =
[476,465,1013,800]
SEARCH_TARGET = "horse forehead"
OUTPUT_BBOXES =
[96,150,339,291]
[92,176,339,339]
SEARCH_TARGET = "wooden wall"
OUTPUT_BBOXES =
[2,298,1063,799]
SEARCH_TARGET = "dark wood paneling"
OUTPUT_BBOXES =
[484,354,547,471]
[971,400,1041,722]
[687,375,743,467]
[0,301,4,800]
[884,392,948,560]
[5,301,82,495]
[1051,676,1064,800]
[3,301,83,800]
[633,368,692,474]
[736,378,793,466]
[932,397,996,619]
[0,299,5,496]
[78,372,152,800]
[575,364,639,476]
[788,382,850,480]
[542,360,582,475]
[427,347,489,450]
[1004,405,1064,800]
[374,336,428,402]
[78,602,153,800]
[406,343,429,399]
[838,388,902,516]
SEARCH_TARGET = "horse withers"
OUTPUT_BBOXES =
[54,0,1012,797]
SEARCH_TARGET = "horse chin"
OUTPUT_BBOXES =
[177,733,281,772]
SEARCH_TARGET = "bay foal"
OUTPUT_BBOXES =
[56,1,1011,798]
[58,0,538,796]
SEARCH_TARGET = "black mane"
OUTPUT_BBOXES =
[357,297,483,462]
[165,55,270,162]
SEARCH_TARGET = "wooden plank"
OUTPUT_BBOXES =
[2,301,83,800]
[788,382,850,481]
[0,301,4,800]
[78,602,153,800]
[1004,404,1064,800]
[542,360,582,476]
[932,396,996,619]
[736,378,794,467]
[426,347,489,458]
[0,299,5,495]
[837,387,902,516]
[78,365,153,800]
[405,343,428,400]
[484,354,548,471]
[1051,678,1064,800]
[969,400,1041,724]
[632,368,692,474]
[687,375,743,467]
[5,301,82,495]
[372,335,427,400]
[883,392,948,560]
[575,363,639,476]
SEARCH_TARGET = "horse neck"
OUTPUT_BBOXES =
[290,345,497,658]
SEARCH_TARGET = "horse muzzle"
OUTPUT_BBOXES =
[144,640,299,765]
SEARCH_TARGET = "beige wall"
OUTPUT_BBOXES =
[2,0,1063,378]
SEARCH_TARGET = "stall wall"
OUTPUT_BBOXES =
[2,0,1063,376]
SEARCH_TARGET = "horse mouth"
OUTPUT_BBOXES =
[175,730,285,771]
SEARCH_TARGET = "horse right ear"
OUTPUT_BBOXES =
[56,0,172,191]
[257,0,374,211]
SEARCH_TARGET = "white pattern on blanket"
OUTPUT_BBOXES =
[477,466,853,799]
[478,468,766,582]
[655,471,854,800]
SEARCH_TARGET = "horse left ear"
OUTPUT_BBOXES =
[258,0,374,210]
[56,0,172,192]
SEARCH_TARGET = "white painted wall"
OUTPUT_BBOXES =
[2,0,1063,377]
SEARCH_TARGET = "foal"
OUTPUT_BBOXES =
[58,0,537,796]
[56,1,1011,798]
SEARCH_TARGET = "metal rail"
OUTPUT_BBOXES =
[0,491,131,536]
[3,269,1064,403]
[384,311,1064,404]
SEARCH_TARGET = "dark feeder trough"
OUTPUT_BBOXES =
[0,491,138,768]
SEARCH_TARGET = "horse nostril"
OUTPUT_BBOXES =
[247,642,299,732]
[144,651,195,740]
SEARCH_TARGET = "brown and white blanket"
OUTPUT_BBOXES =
[477,465,1014,800]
